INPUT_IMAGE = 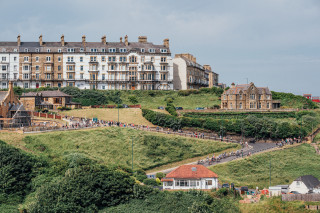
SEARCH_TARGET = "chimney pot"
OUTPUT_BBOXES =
[17,35,21,46]
[101,35,106,44]
[163,38,169,48]
[125,35,128,46]
[138,36,147,43]
[61,34,65,46]
[39,34,43,46]
[82,35,86,48]
[120,37,123,43]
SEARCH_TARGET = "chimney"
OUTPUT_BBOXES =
[192,57,196,63]
[120,37,123,43]
[39,34,43,46]
[17,35,21,46]
[125,35,128,46]
[231,82,235,88]
[138,36,147,43]
[82,35,86,48]
[163,38,169,48]
[9,81,13,91]
[203,65,212,71]
[101,35,106,44]
[61,34,65,46]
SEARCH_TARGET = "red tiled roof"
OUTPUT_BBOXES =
[166,165,218,179]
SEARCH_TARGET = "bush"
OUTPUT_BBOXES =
[143,178,159,186]
[165,103,178,116]
[156,172,165,180]
[128,96,138,104]
[28,165,135,212]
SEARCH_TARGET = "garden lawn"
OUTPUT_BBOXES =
[23,127,237,170]
[60,108,155,126]
[211,144,320,189]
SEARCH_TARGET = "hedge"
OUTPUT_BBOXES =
[142,109,308,139]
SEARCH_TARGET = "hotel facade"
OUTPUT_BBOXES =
[0,35,173,90]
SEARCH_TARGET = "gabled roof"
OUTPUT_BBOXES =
[294,175,320,189]
[165,165,218,179]
[0,91,8,102]
[224,83,271,95]
[22,90,71,97]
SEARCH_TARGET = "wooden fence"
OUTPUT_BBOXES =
[282,194,320,202]
[32,112,62,120]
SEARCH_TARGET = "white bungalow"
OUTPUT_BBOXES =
[288,175,320,194]
[161,165,218,190]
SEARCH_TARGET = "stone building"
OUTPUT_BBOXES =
[221,82,274,110]
[173,53,211,90]
[20,90,81,111]
[0,81,30,127]
[203,65,219,87]
[0,35,173,90]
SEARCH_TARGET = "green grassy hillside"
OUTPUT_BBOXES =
[211,144,320,189]
[23,127,237,170]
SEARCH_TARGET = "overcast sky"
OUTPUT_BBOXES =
[1,0,319,95]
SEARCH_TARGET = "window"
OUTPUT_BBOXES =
[120,56,126,62]
[250,94,256,99]
[250,102,255,109]
[35,56,39,62]
[47,49,51,52]
[151,57,154,62]
[239,94,242,100]
[24,56,29,62]
[129,56,137,63]
[109,48,116,52]
[259,103,262,109]
[101,56,106,62]
[23,73,29,79]
[141,48,145,53]
[149,48,155,53]
[46,56,51,62]
[80,48,84,52]
[90,48,98,52]
[176,180,189,187]
[108,56,116,62]
[58,65,61,71]
[68,73,74,79]
[36,65,39,71]
[190,180,197,187]
[58,74,61,79]
[120,48,126,53]
[110,65,115,70]
[90,56,97,62]
[80,57,83,62]
[14,73,18,80]
[80,73,84,79]
[161,57,167,62]
[24,48,29,52]
[101,48,106,52]
[102,65,105,70]
[67,48,75,52]
[35,48,39,52]
[36,73,39,80]
[14,65,17,71]
[67,65,74,71]
[14,49,17,52]
[46,74,51,79]
[24,83,29,88]
[2,65,6,71]
[58,57,61,62]
[23,65,29,71]
[205,180,212,186]
[161,49,167,53]
[102,74,105,80]
[267,95,270,100]
[67,57,74,62]
[267,102,270,108]
[58,49,62,53]
[230,103,233,109]
[161,73,166,80]
[102,85,105,89]
[141,56,145,63]
[2,57,6,61]
[14,57,17,61]
[46,65,51,71]
[296,181,300,186]
[2,73,7,79]
[80,65,84,71]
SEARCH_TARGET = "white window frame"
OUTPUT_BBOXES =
[161,49,167,53]
[149,48,155,53]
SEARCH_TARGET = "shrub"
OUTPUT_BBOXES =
[156,172,165,180]
[143,178,159,186]
[128,96,138,104]
[165,103,178,116]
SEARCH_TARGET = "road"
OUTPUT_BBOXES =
[147,142,277,176]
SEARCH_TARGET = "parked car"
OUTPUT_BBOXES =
[240,186,249,194]
[290,191,300,194]
[222,183,230,188]
[122,104,129,108]
[158,106,165,110]
[175,107,183,110]
[195,107,204,110]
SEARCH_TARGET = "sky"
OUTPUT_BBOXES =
[0,0,319,95]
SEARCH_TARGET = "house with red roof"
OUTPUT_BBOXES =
[161,165,218,190]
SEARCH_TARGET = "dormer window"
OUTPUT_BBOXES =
[120,48,126,53]
[101,48,106,52]
[160,49,167,53]
[24,48,29,52]
[14,49,17,52]
[141,48,145,53]
[90,48,98,52]
[35,48,39,52]
[80,48,84,52]
[2,48,6,52]
[149,48,155,53]
[109,48,116,53]
[67,48,75,52]
[58,49,62,53]
[47,49,51,52]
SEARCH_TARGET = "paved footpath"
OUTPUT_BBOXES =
[147,142,277,176]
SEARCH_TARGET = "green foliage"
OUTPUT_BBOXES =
[165,103,178,116]
[272,91,318,109]
[0,141,39,204]
[128,95,138,104]
[213,144,320,189]
[156,172,165,179]
[28,165,135,213]
[177,87,224,97]
[105,190,240,213]
[57,106,71,111]
[143,178,159,186]
[142,109,308,139]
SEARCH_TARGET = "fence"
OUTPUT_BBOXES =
[282,194,320,202]
[91,104,141,109]
[33,112,62,120]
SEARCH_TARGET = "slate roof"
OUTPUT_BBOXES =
[0,91,8,102]
[225,83,271,95]
[9,104,27,111]
[165,165,218,179]
[295,175,320,189]
[22,91,71,97]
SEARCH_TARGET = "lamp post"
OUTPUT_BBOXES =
[131,136,134,172]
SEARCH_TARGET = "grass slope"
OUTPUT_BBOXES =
[23,127,237,170]
[211,144,320,189]
[60,108,155,126]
